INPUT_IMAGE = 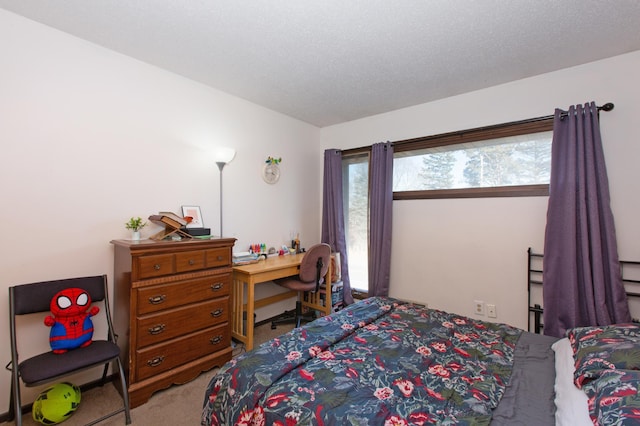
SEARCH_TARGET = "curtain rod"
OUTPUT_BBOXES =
[428,102,616,135]
[558,102,614,120]
[463,102,615,128]
[394,102,615,144]
[342,102,615,155]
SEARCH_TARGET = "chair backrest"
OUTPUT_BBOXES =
[11,275,107,316]
[298,243,331,284]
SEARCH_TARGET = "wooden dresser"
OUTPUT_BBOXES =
[111,237,236,408]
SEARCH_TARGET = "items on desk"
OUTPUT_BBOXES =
[292,233,301,254]
[249,244,283,257]
[249,243,268,254]
[232,252,259,265]
[279,245,298,256]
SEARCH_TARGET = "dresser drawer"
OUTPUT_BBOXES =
[137,254,175,279]
[135,324,230,381]
[176,250,206,273]
[136,274,230,315]
[206,248,230,268]
[137,298,229,348]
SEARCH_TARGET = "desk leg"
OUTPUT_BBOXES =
[246,280,255,351]
[231,277,246,346]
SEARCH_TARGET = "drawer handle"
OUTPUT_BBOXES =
[148,295,166,305]
[154,264,161,271]
[210,335,223,345]
[147,356,165,367]
[148,324,166,335]
[211,309,224,318]
[188,259,195,265]
[211,283,224,291]
[216,255,224,261]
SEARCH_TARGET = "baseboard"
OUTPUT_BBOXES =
[0,374,118,422]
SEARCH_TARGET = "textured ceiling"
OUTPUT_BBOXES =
[2,1,640,127]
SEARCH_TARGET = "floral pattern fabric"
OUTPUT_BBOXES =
[201,297,522,426]
[568,324,640,424]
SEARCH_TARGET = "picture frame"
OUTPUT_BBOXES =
[181,205,204,228]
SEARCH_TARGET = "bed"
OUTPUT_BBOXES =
[202,296,640,425]
[202,247,640,425]
[202,297,562,425]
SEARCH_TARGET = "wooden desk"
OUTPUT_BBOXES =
[231,254,331,351]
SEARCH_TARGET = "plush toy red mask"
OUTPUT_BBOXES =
[44,288,99,354]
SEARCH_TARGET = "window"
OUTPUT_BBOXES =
[341,117,553,294]
[393,118,553,199]
[342,153,369,292]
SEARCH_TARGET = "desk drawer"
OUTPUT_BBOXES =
[138,254,175,279]
[135,324,229,381]
[137,274,230,315]
[137,298,229,347]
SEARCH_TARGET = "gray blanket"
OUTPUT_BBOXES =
[491,331,559,425]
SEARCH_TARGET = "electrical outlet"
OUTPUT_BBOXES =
[474,300,485,315]
[487,304,497,318]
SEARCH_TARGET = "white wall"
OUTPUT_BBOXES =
[0,9,321,410]
[321,50,640,329]
[3,5,640,415]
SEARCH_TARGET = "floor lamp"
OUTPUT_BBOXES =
[215,147,236,237]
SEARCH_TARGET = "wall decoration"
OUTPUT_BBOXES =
[263,156,282,184]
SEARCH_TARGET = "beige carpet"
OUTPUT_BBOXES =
[3,322,294,426]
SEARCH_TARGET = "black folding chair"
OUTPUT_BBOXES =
[6,275,131,425]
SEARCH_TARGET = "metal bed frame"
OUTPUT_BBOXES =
[527,247,640,334]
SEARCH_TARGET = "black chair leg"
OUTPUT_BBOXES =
[271,299,318,329]
[271,308,296,329]
[9,372,22,425]
[7,386,15,422]
[116,357,132,424]
[295,301,303,328]
[101,362,109,385]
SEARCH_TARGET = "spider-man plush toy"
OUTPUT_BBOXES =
[44,288,99,354]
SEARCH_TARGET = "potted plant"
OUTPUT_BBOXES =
[125,217,147,240]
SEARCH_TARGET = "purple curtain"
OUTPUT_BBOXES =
[368,142,394,297]
[321,149,354,305]
[543,102,630,338]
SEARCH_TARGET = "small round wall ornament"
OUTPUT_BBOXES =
[263,156,281,184]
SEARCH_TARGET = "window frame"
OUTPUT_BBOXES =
[391,117,554,199]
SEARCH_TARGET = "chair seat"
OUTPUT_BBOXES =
[273,277,316,292]
[19,340,120,386]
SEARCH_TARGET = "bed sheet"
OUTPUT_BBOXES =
[490,331,558,425]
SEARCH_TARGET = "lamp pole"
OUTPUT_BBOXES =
[214,147,235,238]
[216,161,226,237]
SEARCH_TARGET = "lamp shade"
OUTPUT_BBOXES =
[215,147,236,165]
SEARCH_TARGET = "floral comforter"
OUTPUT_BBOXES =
[202,297,522,426]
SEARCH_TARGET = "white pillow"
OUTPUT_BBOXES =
[551,337,591,426]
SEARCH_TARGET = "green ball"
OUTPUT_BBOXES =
[32,382,81,425]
